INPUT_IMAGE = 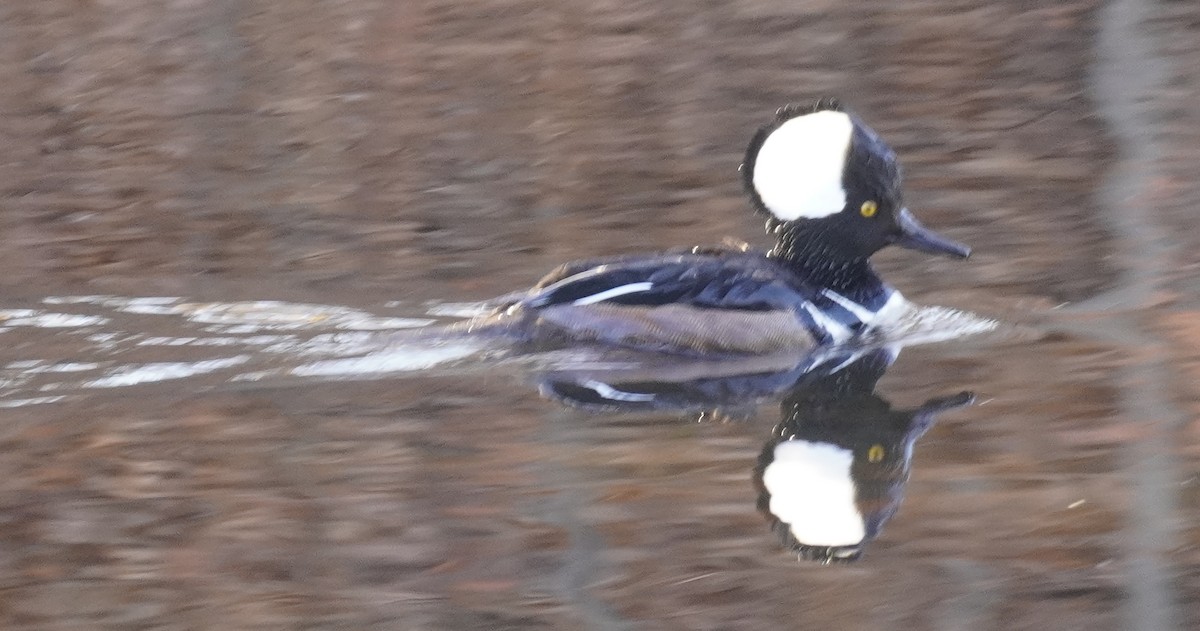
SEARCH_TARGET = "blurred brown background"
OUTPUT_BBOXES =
[2,0,1200,629]
[1,0,1136,302]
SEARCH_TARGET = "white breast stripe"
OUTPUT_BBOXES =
[572,282,654,306]
[582,380,656,402]
[873,291,909,322]
[800,301,851,343]
[820,289,876,324]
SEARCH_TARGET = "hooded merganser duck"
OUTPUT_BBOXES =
[493,98,970,355]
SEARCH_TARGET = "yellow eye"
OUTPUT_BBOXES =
[860,200,878,218]
[868,444,885,463]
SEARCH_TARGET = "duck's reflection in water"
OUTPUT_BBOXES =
[534,346,973,564]
[756,348,972,563]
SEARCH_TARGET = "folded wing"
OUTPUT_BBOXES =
[520,252,808,312]
[510,252,829,353]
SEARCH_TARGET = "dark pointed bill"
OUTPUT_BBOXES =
[892,207,971,259]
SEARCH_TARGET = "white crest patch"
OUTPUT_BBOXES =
[761,440,865,547]
[752,110,853,221]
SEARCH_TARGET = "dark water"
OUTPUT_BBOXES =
[2,0,1200,629]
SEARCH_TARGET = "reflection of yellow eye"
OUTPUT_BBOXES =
[868,444,885,463]
[860,200,878,218]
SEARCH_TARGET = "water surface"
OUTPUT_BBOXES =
[1,0,1199,629]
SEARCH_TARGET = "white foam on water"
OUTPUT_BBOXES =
[0,396,68,408]
[135,335,298,348]
[0,310,109,328]
[85,356,251,388]
[43,296,435,332]
[874,303,999,347]
[171,301,434,332]
[290,342,481,377]
[262,332,380,357]
[119,297,186,315]
[423,301,495,318]
[43,295,118,305]
[4,361,101,374]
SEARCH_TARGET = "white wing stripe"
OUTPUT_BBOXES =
[582,380,656,402]
[572,282,653,305]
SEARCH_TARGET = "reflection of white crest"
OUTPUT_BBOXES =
[752,111,852,221]
[762,440,864,547]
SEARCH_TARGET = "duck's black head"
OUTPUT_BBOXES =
[741,99,970,263]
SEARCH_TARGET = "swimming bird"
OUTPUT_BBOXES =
[489,98,970,355]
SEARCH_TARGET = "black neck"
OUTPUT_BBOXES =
[768,224,884,296]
